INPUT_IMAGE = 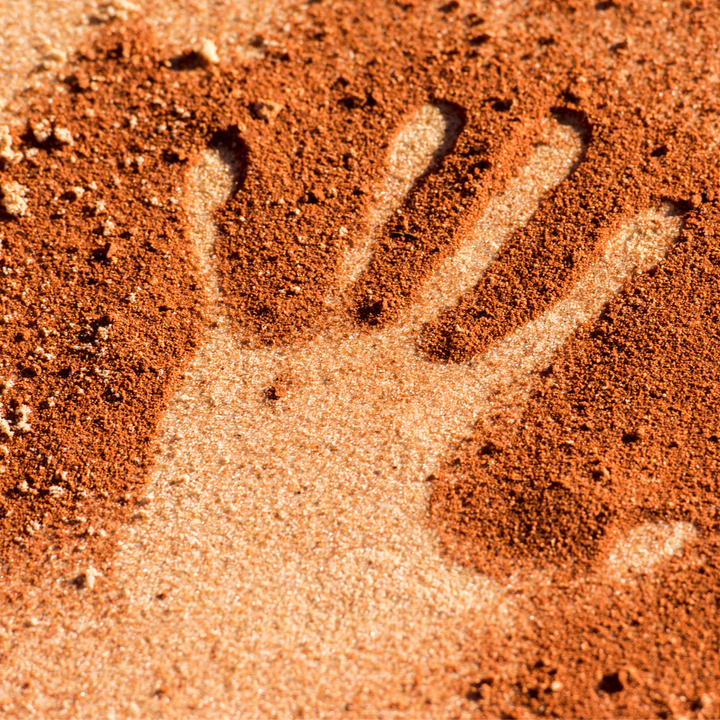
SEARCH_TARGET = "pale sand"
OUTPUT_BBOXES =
[0,3,695,717]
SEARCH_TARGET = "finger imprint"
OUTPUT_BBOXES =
[336,103,462,291]
[186,147,238,307]
[409,115,586,332]
[486,205,683,378]
[605,521,696,577]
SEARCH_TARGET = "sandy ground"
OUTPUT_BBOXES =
[0,2,697,717]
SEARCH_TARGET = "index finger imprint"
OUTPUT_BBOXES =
[485,205,682,378]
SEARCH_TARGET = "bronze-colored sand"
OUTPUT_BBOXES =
[1,1,719,717]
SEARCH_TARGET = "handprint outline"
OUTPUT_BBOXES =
[110,103,681,713]
[0,7,712,716]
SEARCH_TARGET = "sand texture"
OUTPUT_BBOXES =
[0,1,710,717]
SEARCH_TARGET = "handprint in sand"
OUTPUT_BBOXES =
[111,103,681,713]
[0,10,713,715]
